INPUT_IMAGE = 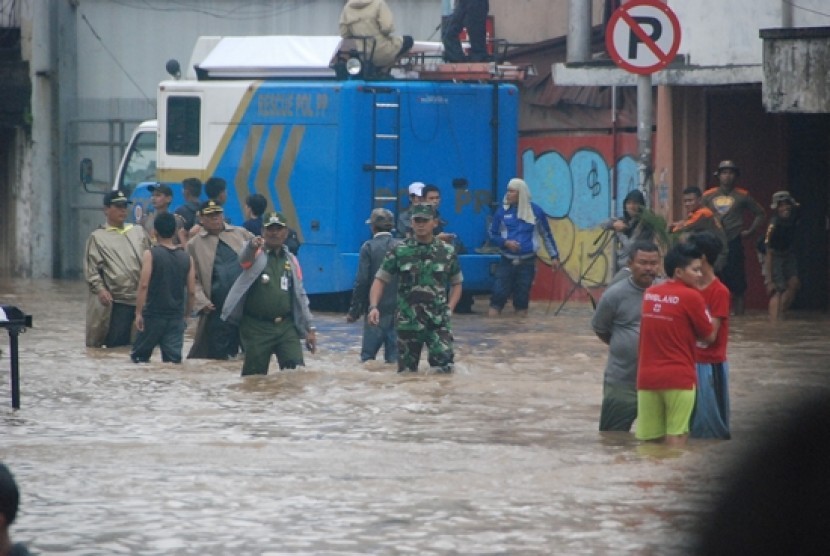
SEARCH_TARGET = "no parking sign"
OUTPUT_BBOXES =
[605,0,681,75]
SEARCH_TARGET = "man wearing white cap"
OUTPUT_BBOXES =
[397,182,424,238]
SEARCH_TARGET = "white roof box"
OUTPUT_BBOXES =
[195,36,344,79]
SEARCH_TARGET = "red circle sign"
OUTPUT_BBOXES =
[605,0,681,75]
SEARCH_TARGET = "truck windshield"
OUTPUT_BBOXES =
[119,131,157,195]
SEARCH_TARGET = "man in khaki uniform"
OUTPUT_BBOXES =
[186,200,252,359]
[85,190,151,347]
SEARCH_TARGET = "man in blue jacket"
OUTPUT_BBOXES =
[488,178,560,317]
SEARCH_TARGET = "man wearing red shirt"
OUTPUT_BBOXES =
[636,243,716,446]
[687,231,731,439]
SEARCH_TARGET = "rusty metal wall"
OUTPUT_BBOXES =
[762,28,830,114]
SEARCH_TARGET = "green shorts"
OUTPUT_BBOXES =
[636,388,696,441]
[600,381,638,432]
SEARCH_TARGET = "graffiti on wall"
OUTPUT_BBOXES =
[522,147,641,287]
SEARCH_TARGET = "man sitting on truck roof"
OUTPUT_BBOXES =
[339,0,414,74]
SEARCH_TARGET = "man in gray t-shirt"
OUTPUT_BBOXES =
[591,241,660,432]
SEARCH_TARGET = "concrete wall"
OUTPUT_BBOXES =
[762,28,830,113]
[669,0,830,66]
[490,0,605,45]
[74,0,442,113]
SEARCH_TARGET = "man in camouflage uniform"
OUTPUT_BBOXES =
[368,204,463,373]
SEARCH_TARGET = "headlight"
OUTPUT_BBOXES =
[346,57,363,76]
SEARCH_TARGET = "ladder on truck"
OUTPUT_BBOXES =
[362,86,401,211]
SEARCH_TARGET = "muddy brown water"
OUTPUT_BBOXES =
[1,279,829,555]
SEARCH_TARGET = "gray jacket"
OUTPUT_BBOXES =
[347,232,400,319]
[221,241,314,338]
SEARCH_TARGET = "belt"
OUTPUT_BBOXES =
[251,314,291,324]
[502,254,535,265]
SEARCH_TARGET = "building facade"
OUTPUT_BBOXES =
[2,0,827,312]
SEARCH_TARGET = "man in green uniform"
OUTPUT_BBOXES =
[368,204,463,373]
[222,211,316,376]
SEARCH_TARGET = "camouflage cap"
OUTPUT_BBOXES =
[263,211,287,227]
[410,204,436,219]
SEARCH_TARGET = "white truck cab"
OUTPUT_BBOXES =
[113,119,158,195]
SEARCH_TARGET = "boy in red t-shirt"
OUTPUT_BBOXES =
[688,231,731,439]
[636,243,715,446]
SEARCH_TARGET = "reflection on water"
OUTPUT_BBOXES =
[1,279,829,555]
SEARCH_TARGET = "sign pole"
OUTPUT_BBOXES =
[637,74,653,202]
[605,0,681,205]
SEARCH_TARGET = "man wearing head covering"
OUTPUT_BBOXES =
[84,190,152,347]
[346,208,402,364]
[763,191,801,321]
[487,178,560,317]
[603,189,657,282]
[368,204,463,373]
[187,176,231,238]
[701,160,766,315]
[396,182,424,238]
[143,183,187,246]
[339,0,413,74]
[186,200,253,360]
[221,211,316,375]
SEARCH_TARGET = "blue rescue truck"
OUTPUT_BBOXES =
[109,36,521,307]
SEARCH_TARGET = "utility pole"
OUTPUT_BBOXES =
[637,75,653,201]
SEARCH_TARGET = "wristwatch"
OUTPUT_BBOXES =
[368,305,378,311]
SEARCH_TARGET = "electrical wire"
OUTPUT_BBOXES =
[782,0,830,19]
[80,13,155,109]
[104,0,303,20]
[0,0,19,29]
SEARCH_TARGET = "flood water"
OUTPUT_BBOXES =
[1,279,829,555]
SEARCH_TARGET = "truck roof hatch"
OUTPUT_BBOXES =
[196,36,344,79]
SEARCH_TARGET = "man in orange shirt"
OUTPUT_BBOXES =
[671,186,728,272]
[701,161,765,315]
